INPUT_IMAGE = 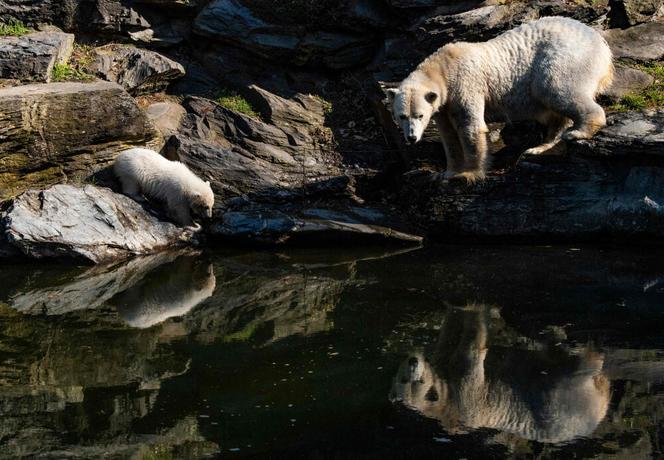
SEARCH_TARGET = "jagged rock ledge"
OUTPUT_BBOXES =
[401,110,664,240]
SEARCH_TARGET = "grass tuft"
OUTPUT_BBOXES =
[216,89,259,118]
[0,19,31,37]
[610,61,664,112]
[51,63,95,83]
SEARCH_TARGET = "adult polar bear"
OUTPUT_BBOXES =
[388,17,613,183]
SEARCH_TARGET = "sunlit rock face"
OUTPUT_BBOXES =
[390,305,610,444]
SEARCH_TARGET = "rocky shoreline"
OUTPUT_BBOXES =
[0,0,663,262]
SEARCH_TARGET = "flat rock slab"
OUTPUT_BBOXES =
[211,205,423,245]
[0,81,158,200]
[0,31,74,82]
[1,184,188,263]
[603,22,664,61]
[402,111,664,239]
[92,46,185,95]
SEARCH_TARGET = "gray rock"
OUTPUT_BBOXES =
[571,110,664,157]
[146,100,187,138]
[166,95,349,204]
[92,45,185,95]
[0,31,74,83]
[193,0,376,68]
[402,111,664,239]
[603,65,655,102]
[0,81,159,200]
[2,184,189,263]
[211,206,424,244]
[603,22,664,61]
[610,0,664,26]
[414,3,540,53]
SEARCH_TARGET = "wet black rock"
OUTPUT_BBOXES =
[193,0,377,69]
[401,111,664,239]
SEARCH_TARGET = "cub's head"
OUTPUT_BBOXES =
[387,74,444,145]
[190,181,215,221]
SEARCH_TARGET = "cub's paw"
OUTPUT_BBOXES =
[562,129,591,141]
[523,142,556,156]
[450,170,486,185]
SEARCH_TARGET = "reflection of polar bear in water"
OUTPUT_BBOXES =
[111,256,216,329]
[390,305,610,444]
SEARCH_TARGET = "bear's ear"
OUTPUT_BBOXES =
[205,181,210,186]
[385,88,398,102]
[425,92,438,105]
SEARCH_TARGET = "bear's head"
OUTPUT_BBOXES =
[387,72,445,145]
[190,181,215,221]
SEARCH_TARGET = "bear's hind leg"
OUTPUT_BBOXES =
[562,98,606,141]
[524,112,571,155]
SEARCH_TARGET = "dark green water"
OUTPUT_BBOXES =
[1,245,664,459]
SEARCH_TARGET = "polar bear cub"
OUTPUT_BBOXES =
[388,16,614,183]
[114,148,214,228]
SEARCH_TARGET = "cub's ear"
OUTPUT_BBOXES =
[425,92,438,104]
[385,88,398,102]
[205,181,210,186]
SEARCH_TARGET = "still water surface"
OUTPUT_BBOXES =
[1,245,664,459]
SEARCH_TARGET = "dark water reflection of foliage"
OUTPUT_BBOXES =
[0,245,664,459]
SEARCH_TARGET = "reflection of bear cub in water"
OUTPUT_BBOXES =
[388,17,613,183]
[114,148,214,228]
[390,305,610,444]
[112,255,216,329]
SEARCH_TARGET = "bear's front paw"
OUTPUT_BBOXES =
[449,170,486,184]
[562,129,591,141]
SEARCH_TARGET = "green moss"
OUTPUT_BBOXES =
[314,95,333,115]
[51,63,95,83]
[0,19,32,37]
[222,322,258,343]
[610,61,664,112]
[216,89,259,118]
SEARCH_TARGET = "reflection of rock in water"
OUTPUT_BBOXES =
[7,250,216,329]
[185,254,350,345]
[111,257,216,329]
[0,301,213,458]
[390,305,610,444]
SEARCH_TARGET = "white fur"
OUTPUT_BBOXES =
[388,16,614,183]
[390,306,610,443]
[113,148,214,228]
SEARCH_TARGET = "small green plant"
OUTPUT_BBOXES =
[216,89,259,118]
[610,61,664,112]
[617,93,647,110]
[0,19,31,37]
[51,63,95,83]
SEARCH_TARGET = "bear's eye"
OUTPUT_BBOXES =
[414,114,424,120]
[399,114,408,120]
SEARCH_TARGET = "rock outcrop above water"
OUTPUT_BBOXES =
[0,81,158,200]
[0,0,663,259]
[401,111,664,239]
[1,184,188,263]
